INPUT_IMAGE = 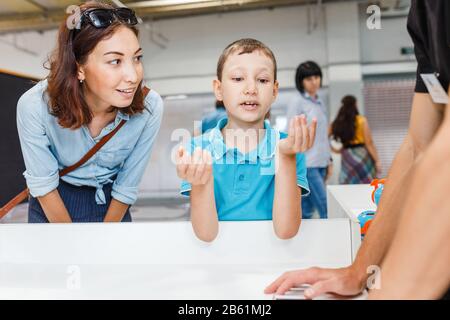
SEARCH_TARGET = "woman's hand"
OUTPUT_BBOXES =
[326,163,333,181]
[375,160,382,176]
[278,115,317,156]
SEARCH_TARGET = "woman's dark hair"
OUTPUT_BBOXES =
[331,95,359,147]
[295,60,322,93]
[46,1,145,129]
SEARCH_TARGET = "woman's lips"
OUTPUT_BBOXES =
[116,89,135,99]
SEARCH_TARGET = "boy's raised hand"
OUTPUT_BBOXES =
[278,115,317,156]
[176,146,213,186]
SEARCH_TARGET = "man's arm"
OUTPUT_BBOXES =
[352,93,445,278]
[265,93,444,297]
[370,90,450,299]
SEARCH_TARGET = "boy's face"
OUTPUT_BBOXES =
[213,50,278,126]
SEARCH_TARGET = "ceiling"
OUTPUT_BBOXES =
[0,0,352,34]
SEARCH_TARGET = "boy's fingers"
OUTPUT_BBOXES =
[176,161,188,178]
[199,151,213,184]
[176,148,189,178]
[178,145,185,158]
[288,117,295,139]
[293,116,302,150]
[300,115,308,151]
[175,145,184,164]
[194,151,208,181]
[200,162,213,184]
[192,147,203,164]
[308,118,318,148]
[186,150,200,178]
[204,150,213,165]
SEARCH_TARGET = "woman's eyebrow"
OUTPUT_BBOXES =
[104,48,142,56]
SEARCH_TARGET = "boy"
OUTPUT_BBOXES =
[176,39,317,242]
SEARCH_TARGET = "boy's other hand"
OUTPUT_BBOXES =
[176,146,213,186]
[278,115,317,156]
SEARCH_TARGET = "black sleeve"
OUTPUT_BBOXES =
[407,0,434,93]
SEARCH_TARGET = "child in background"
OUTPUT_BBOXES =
[176,39,316,242]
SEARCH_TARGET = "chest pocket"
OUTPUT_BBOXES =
[97,148,131,170]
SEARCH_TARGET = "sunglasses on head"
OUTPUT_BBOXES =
[72,8,138,37]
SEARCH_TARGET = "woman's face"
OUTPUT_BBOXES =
[78,26,144,111]
[302,75,321,96]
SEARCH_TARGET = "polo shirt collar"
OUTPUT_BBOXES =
[207,118,278,164]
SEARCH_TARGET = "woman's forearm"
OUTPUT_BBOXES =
[273,153,301,239]
[366,142,380,163]
[190,179,219,242]
[37,189,72,223]
[103,198,130,222]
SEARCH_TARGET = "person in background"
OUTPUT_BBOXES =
[330,95,381,184]
[286,61,331,219]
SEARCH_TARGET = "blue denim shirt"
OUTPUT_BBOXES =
[286,92,331,168]
[180,118,309,221]
[16,80,163,205]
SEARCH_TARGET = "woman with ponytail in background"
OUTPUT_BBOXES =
[330,95,381,184]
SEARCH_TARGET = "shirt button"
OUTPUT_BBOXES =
[239,174,245,181]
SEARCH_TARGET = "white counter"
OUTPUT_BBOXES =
[0,219,354,299]
[327,184,377,260]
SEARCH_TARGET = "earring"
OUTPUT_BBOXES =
[79,79,84,84]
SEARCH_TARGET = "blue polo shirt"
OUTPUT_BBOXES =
[180,118,309,221]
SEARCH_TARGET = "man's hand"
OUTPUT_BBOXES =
[278,115,317,156]
[176,146,213,186]
[264,266,366,299]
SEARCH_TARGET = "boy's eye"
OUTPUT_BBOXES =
[232,77,243,82]
[258,79,269,84]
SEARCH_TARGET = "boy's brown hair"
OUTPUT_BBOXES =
[216,38,277,81]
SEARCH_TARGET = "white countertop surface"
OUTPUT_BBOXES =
[0,219,355,299]
[327,184,377,221]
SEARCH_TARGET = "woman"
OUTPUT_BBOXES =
[16,2,163,223]
[286,61,331,219]
[330,95,381,184]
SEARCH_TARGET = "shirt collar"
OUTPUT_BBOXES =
[206,118,278,164]
[302,91,321,104]
[116,110,130,122]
